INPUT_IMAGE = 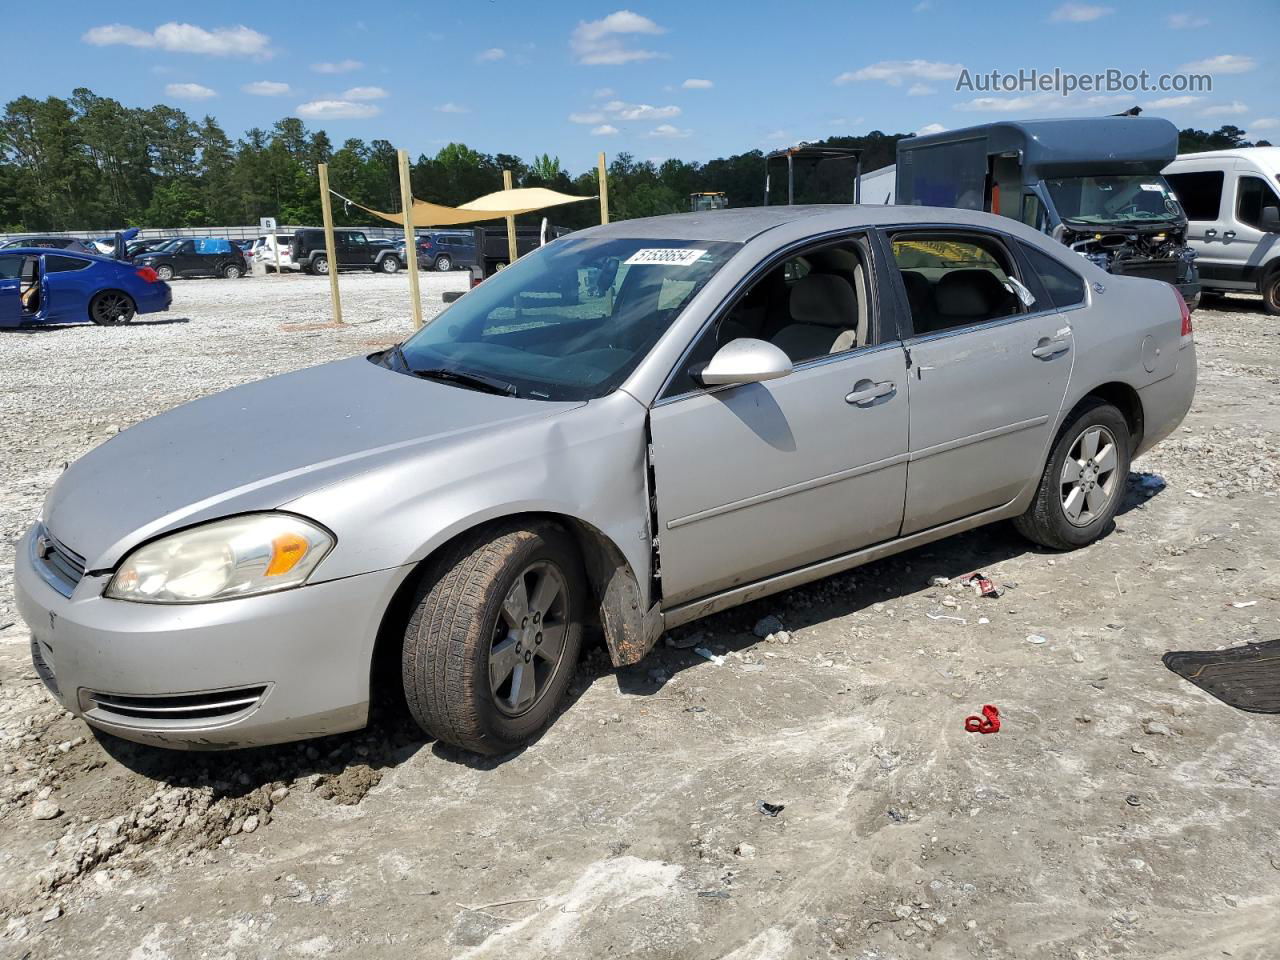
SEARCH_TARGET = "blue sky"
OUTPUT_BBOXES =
[6,1,1277,169]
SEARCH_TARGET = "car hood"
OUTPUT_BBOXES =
[43,356,582,570]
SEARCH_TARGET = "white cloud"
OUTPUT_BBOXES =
[571,10,666,65]
[646,123,690,139]
[435,102,469,114]
[1250,118,1278,131]
[165,82,217,100]
[311,59,363,74]
[342,86,388,101]
[242,80,290,96]
[907,83,936,96]
[1049,4,1114,22]
[913,1,932,10]
[682,78,713,89]
[296,100,380,119]
[1200,100,1249,117]
[1181,54,1257,74]
[476,47,505,62]
[84,22,272,58]
[835,59,963,86]
[1146,95,1203,109]
[592,124,620,135]
[956,94,1049,112]
[916,122,947,135]
[1166,12,1209,28]
[604,100,681,120]
[593,87,615,99]
[569,111,606,124]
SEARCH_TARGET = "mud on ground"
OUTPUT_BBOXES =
[1,277,1278,959]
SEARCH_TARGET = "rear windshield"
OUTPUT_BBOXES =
[390,236,739,401]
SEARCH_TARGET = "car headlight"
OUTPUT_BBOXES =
[105,514,334,604]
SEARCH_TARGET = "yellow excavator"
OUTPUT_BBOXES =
[689,192,728,212]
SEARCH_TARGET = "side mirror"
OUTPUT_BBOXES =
[698,338,793,386]
[1260,205,1280,233]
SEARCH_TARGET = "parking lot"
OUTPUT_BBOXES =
[1,275,1278,959]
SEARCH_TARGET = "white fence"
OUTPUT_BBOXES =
[0,224,409,243]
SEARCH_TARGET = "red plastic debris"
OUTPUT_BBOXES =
[964,704,1001,734]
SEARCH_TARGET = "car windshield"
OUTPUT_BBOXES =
[390,235,739,401]
[1044,175,1185,225]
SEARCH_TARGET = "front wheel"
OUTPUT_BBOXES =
[434,254,452,272]
[402,522,585,754]
[1014,398,1131,550]
[1263,269,1280,316]
[89,290,137,326]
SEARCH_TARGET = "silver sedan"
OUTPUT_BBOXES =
[15,205,1196,753]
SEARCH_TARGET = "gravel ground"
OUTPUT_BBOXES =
[0,277,1278,960]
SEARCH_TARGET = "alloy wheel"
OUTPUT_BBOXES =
[92,292,134,325]
[1060,425,1119,526]
[488,561,570,717]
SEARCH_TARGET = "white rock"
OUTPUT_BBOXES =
[32,799,61,821]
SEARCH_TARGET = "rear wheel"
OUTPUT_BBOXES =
[89,290,136,326]
[312,256,329,275]
[222,263,243,279]
[402,522,584,754]
[380,256,400,274]
[154,264,174,281]
[434,254,452,272]
[1262,269,1280,316]
[1013,398,1131,550]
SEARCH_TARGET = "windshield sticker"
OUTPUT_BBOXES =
[624,248,707,267]
[1139,183,1163,191]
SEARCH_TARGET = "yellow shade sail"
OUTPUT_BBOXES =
[342,186,594,228]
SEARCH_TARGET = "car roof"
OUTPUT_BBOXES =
[0,247,119,263]
[577,204,1051,243]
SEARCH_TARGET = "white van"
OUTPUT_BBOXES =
[253,233,299,273]
[1163,147,1280,314]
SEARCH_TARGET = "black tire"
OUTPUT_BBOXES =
[222,263,243,279]
[312,256,329,275]
[1262,269,1280,316]
[402,521,585,754]
[88,290,137,326]
[380,256,400,274]
[1013,398,1131,551]
[155,264,174,281]
[434,254,452,272]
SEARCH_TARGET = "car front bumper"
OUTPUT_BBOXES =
[14,523,409,750]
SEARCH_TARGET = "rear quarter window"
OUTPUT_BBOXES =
[1019,243,1086,309]
[45,254,91,273]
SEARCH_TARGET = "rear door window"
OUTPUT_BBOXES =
[1165,171,1224,221]
[888,233,1025,336]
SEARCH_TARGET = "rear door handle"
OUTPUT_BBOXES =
[1223,230,1236,239]
[846,380,896,405]
[1204,228,1218,238]
[1032,338,1071,359]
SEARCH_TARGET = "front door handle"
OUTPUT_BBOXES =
[1204,228,1218,238]
[1223,230,1236,240]
[846,380,896,405]
[1032,337,1071,359]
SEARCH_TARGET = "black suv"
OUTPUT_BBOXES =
[134,238,248,280]
[291,229,405,275]
[419,231,476,272]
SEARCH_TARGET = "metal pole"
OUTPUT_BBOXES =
[316,163,343,325]
[787,153,794,205]
[597,152,610,225]
[502,169,518,266]
[854,154,862,204]
[764,168,771,206]
[397,149,425,330]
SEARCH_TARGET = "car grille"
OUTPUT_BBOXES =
[34,526,86,597]
[81,685,270,728]
[1113,259,1179,285]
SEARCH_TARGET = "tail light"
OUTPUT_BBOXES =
[135,266,159,283]
[1173,287,1192,337]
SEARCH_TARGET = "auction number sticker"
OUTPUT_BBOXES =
[624,248,707,266]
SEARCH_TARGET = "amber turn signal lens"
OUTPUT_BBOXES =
[265,533,309,576]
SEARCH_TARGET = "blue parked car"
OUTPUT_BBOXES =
[0,248,173,328]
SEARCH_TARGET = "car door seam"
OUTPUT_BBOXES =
[666,451,911,530]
